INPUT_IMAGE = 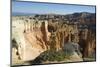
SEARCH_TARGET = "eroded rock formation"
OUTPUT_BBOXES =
[12,13,96,65]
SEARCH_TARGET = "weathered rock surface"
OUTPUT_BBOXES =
[12,13,96,65]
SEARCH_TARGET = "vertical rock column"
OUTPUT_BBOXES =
[24,20,28,33]
[30,20,33,32]
[28,19,31,32]
[41,21,49,50]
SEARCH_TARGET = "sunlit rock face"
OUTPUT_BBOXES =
[12,13,96,65]
[12,16,80,62]
[12,17,82,61]
[12,17,50,62]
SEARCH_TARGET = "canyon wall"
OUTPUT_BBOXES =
[12,14,96,65]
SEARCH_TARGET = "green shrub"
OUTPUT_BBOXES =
[33,50,71,64]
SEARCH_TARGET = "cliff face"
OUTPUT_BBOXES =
[12,13,96,65]
[12,17,80,63]
[12,18,49,65]
[79,29,96,58]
